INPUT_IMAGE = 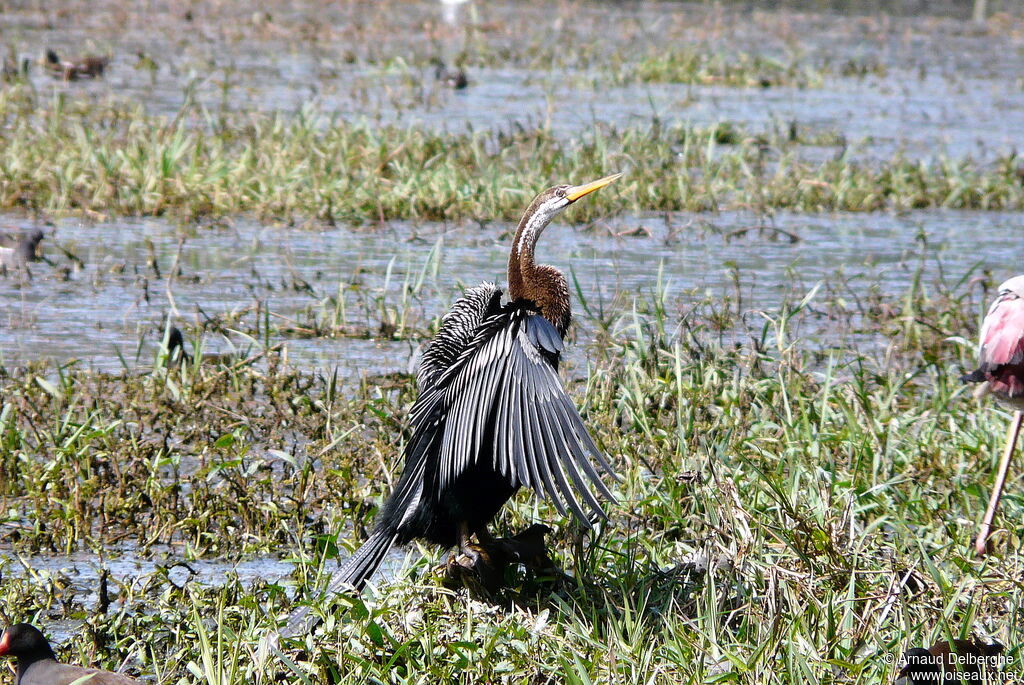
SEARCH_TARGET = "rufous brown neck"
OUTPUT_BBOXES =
[508,208,571,335]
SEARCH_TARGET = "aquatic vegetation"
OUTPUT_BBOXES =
[381,45,834,89]
[614,49,827,88]
[1,1,1022,682]
[0,92,1021,222]
[1,275,1020,683]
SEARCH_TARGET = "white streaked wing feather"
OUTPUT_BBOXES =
[412,305,614,525]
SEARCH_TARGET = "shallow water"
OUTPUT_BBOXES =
[3,1,1023,162]
[11,54,1023,163]
[2,547,295,595]
[3,0,1024,609]
[1,209,1021,373]
[0,543,412,634]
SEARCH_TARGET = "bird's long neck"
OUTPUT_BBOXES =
[508,209,571,335]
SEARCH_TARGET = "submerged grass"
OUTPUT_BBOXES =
[611,49,829,88]
[1,90,1022,223]
[1,269,1021,683]
[404,44,836,89]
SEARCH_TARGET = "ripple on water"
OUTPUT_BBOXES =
[1,209,1021,371]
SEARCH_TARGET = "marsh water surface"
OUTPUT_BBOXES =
[1,209,1018,373]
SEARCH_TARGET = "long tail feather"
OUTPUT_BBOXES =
[327,528,399,595]
[279,529,399,637]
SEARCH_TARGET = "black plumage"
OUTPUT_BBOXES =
[0,229,44,270]
[283,174,621,635]
[386,292,613,547]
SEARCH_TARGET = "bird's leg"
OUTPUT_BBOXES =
[976,410,1022,556]
[457,521,480,564]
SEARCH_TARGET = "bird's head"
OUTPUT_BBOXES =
[521,173,622,232]
[508,173,622,331]
[512,173,622,259]
[0,623,52,659]
[997,275,1024,300]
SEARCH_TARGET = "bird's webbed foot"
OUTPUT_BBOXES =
[443,523,555,596]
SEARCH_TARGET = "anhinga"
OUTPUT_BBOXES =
[284,173,621,633]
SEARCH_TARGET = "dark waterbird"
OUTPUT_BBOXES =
[160,326,191,368]
[44,49,108,81]
[159,325,274,370]
[433,58,468,89]
[282,173,622,634]
[960,275,1024,555]
[895,638,1003,684]
[0,623,139,684]
[0,229,44,270]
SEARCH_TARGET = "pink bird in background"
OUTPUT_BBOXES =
[961,275,1024,555]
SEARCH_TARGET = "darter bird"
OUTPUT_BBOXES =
[283,173,621,634]
[961,275,1024,555]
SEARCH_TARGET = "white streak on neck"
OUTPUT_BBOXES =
[516,197,559,258]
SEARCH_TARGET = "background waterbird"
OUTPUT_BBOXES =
[961,275,1024,555]
[0,229,44,270]
[0,623,139,685]
[282,173,622,635]
[433,59,468,89]
[43,49,108,81]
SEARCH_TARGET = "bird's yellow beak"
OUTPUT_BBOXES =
[564,173,623,203]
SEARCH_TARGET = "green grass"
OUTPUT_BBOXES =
[1,91,1022,223]
[1,4,1021,680]
[1,268,1021,683]
[613,49,828,88]
[389,46,834,88]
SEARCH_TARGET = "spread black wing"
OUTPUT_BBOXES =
[279,282,616,632]
[406,289,616,525]
[417,283,503,389]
